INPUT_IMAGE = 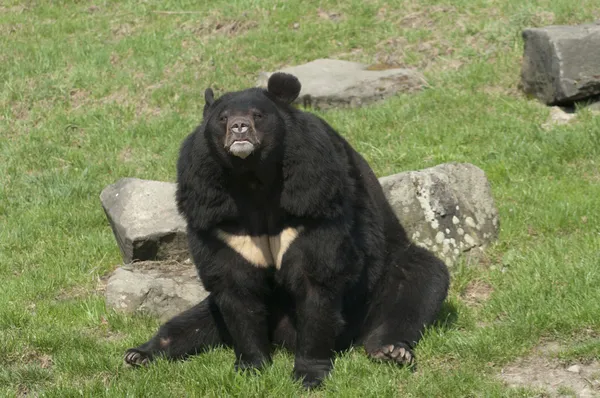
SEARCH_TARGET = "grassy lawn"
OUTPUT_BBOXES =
[2,0,600,396]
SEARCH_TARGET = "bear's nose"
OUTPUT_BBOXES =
[228,117,251,136]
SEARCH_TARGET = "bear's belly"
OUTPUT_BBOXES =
[215,227,303,269]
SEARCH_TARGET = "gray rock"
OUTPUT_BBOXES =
[520,22,600,105]
[105,260,208,321]
[100,178,189,264]
[379,163,499,266]
[541,106,576,130]
[256,58,426,110]
[585,100,600,113]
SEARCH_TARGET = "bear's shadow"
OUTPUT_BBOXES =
[432,301,459,331]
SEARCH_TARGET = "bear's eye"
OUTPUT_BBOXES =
[219,115,227,123]
[253,113,263,120]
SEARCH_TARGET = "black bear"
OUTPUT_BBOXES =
[124,73,450,389]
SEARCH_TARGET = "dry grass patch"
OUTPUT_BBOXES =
[374,37,458,70]
[6,347,54,370]
[461,280,494,306]
[179,13,258,40]
[110,21,140,41]
[54,284,93,302]
[317,8,344,22]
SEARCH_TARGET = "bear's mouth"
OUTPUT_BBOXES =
[228,140,255,159]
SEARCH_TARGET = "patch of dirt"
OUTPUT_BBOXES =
[0,22,24,35]
[118,147,134,162]
[69,88,90,110]
[55,284,91,302]
[128,258,193,272]
[0,5,26,14]
[9,101,31,121]
[481,84,524,98]
[372,4,515,74]
[582,172,600,183]
[463,248,502,269]
[9,348,54,370]
[531,10,556,26]
[377,5,457,28]
[111,22,137,40]
[102,86,130,107]
[374,37,457,70]
[317,8,343,22]
[181,14,257,39]
[16,384,30,398]
[578,161,600,184]
[461,280,493,306]
[500,343,600,397]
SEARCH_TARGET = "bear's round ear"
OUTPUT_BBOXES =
[203,88,215,119]
[267,73,301,105]
[204,88,215,106]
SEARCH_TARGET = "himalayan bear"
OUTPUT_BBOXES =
[124,72,450,389]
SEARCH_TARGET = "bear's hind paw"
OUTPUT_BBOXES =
[369,342,416,368]
[124,349,151,367]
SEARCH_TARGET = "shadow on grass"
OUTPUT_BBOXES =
[433,300,460,332]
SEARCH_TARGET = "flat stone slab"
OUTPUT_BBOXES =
[380,163,499,266]
[256,58,426,109]
[100,178,189,264]
[105,260,208,321]
[521,22,600,105]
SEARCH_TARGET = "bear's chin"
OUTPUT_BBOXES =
[228,141,255,159]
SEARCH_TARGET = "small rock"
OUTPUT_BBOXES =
[256,58,426,110]
[541,106,576,130]
[100,178,189,264]
[585,101,600,113]
[105,261,208,321]
[567,364,581,374]
[521,22,600,105]
[379,163,499,266]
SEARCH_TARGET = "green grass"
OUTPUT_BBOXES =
[2,0,600,396]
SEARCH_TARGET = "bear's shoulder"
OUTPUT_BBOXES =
[278,111,355,220]
[176,128,238,231]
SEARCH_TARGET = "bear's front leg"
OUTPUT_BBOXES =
[214,289,272,372]
[292,285,343,389]
[283,227,356,389]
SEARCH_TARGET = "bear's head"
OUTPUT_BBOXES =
[201,73,301,163]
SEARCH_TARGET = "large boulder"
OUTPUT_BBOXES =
[100,178,189,264]
[380,163,499,266]
[256,58,426,110]
[520,22,600,105]
[105,260,208,321]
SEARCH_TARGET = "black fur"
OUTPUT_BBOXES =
[125,73,450,389]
